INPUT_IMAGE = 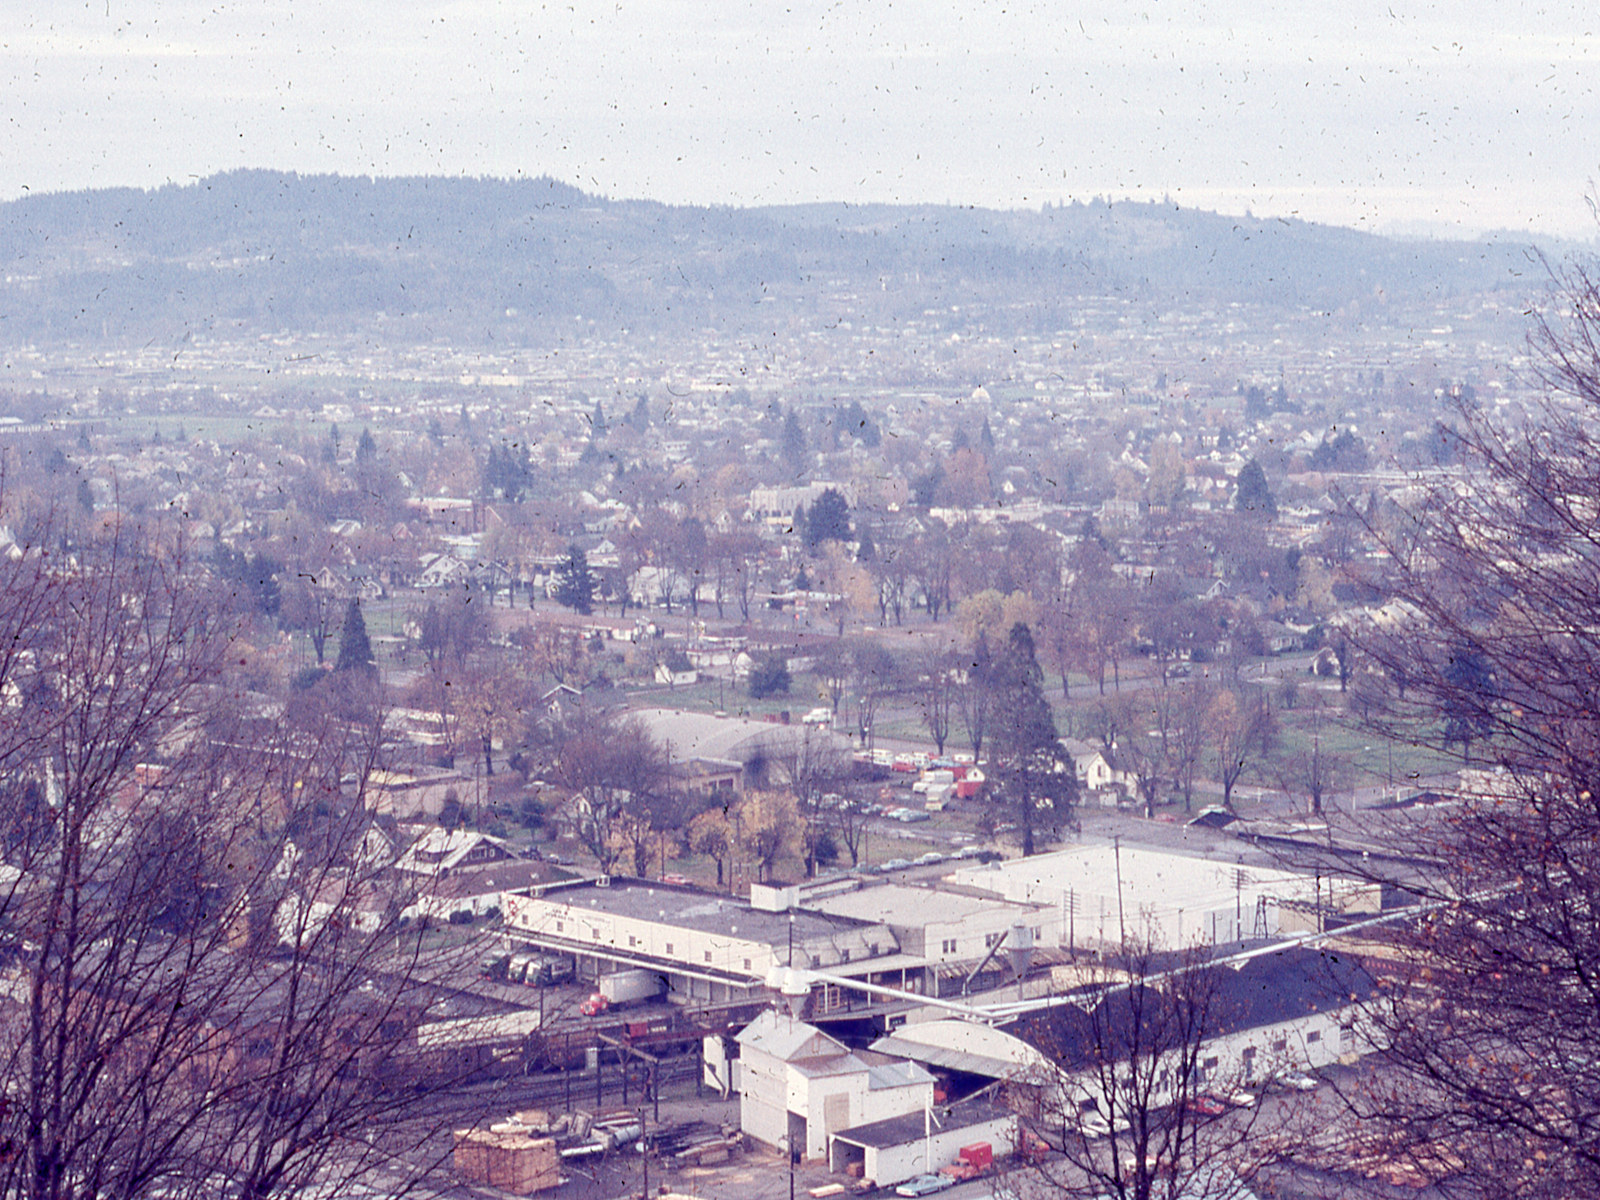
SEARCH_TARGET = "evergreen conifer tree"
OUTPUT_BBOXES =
[554,546,596,615]
[804,487,852,548]
[1233,459,1278,518]
[334,598,375,672]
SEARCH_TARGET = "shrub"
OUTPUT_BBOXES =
[748,656,791,698]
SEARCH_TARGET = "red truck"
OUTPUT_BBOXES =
[938,1143,993,1183]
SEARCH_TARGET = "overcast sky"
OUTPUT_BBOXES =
[4,1,1597,239]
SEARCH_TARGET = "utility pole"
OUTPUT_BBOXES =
[639,1106,649,1200]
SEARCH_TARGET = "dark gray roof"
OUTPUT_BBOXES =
[832,1098,1013,1150]
[1012,947,1378,1070]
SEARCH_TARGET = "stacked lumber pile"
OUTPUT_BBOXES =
[452,1128,561,1194]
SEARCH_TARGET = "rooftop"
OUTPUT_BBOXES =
[830,1097,1014,1150]
[631,707,847,765]
[950,842,1316,914]
[523,879,889,949]
[804,882,1045,928]
[870,1019,1051,1082]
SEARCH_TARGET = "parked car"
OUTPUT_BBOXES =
[895,1174,955,1197]
[876,858,913,873]
[1217,1088,1256,1108]
[1186,1094,1229,1117]
[914,851,945,865]
[1079,1107,1131,1137]
[1273,1070,1319,1092]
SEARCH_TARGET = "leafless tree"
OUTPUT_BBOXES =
[812,639,851,716]
[770,725,851,877]
[709,530,764,621]
[670,515,709,617]
[688,807,735,890]
[956,631,997,760]
[1267,692,1344,817]
[847,639,899,750]
[1207,689,1266,811]
[280,574,342,666]
[1167,684,1212,814]
[905,522,954,622]
[551,710,671,875]
[867,541,910,627]
[1108,708,1169,819]
[1008,938,1273,1200]
[911,649,957,756]
[1324,256,1600,1198]
[1038,584,1088,700]
[0,527,482,1200]
[1068,541,1133,695]
[456,651,535,778]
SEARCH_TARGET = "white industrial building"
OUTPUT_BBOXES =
[735,1010,935,1160]
[500,878,916,1009]
[749,481,857,523]
[827,1098,1019,1187]
[870,947,1378,1125]
[799,880,1061,997]
[950,843,1341,952]
[802,881,1060,965]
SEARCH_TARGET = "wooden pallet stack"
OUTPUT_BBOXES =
[452,1128,562,1194]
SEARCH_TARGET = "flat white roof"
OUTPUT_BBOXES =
[804,882,1045,928]
[631,707,847,764]
[950,843,1316,925]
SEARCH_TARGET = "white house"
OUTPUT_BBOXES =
[393,828,569,920]
[1061,738,1140,798]
[416,552,471,589]
[827,1097,1019,1187]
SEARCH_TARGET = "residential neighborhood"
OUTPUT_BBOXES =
[0,172,1586,1200]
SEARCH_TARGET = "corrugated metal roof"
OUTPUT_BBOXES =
[870,1018,1050,1081]
[825,952,929,978]
[868,1035,1019,1081]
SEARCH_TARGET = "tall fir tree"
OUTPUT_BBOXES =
[782,408,807,470]
[554,546,596,615]
[1233,458,1278,518]
[986,623,1076,855]
[334,598,375,672]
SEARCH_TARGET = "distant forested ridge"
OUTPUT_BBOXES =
[0,170,1545,346]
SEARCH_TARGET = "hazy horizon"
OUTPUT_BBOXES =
[6,1,1599,243]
